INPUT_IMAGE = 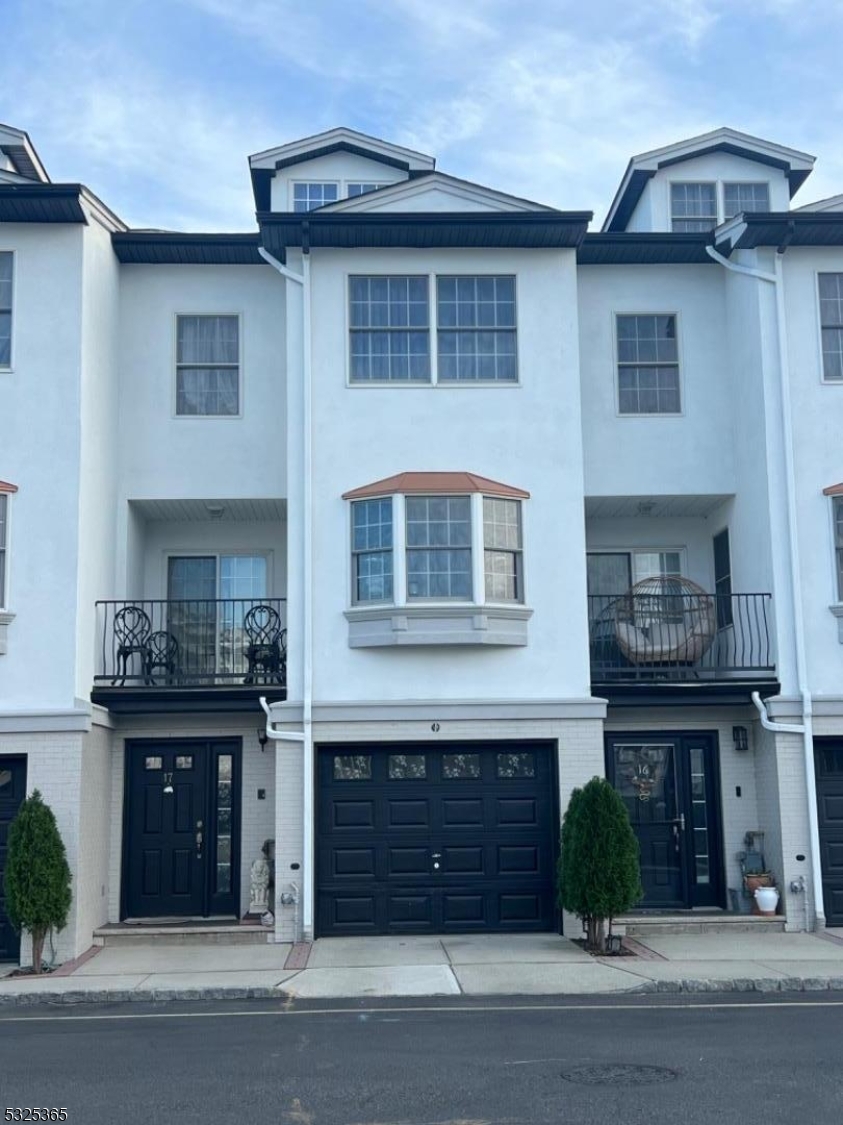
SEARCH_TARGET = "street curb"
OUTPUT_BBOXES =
[2,977,843,1005]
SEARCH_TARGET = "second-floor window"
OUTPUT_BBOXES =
[834,497,843,601]
[819,273,843,381]
[0,494,8,608]
[406,495,472,599]
[347,183,382,197]
[349,276,430,382]
[352,498,394,603]
[176,315,240,416]
[0,252,12,368]
[723,182,770,218]
[616,314,680,415]
[293,182,338,211]
[483,497,523,601]
[671,183,717,232]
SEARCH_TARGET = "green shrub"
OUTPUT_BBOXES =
[558,776,642,952]
[6,790,72,973]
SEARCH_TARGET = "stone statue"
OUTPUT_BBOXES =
[249,855,270,915]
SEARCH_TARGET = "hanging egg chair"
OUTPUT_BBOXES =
[609,575,717,666]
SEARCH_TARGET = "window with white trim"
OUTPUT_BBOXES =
[833,497,843,600]
[0,494,8,608]
[484,497,523,601]
[671,183,717,231]
[349,276,430,382]
[347,183,382,197]
[293,182,338,211]
[437,276,517,382]
[723,183,770,218]
[176,315,239,416]
[0,252,12,368]
[616,314,680,415]
[351,499,394,603]
[406,496,472,599]
[350,492,525,606]
[819,274,843,381]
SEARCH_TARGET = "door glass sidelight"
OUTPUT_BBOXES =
[689,745,711,885]
[215,754,233,895]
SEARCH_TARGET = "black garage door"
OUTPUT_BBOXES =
[0,757,27,961]
[816,741,843,926]
[317,742,557,936]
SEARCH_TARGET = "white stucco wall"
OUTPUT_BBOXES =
[578,264,736,499]
[298,245,591,704]
[0,225,85,709]
[116,264,286,503]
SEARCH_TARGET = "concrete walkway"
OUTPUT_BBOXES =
[3,930,843,1004]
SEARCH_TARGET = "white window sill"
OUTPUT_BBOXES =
[829,604,843,642]
[344,603,532,648]
[0,610,15,654]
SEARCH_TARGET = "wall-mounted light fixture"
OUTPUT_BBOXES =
[257,727,269,751]
[733,725,749,752]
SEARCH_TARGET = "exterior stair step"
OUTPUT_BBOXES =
[616,914,787,936]
[93,921,269,946]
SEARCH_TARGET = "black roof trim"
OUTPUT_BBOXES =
[0,144,41,181]
[250,168,273,212]
[112,232,264,265]
[90,685,276,714]
[578,232,715,265]
[0,183,86,224]
[596,680,780,708]
[258,210,592,252]
[726,212,843,250]
[604,168,655,233]
[657,143,811,194]
[275,141,411,172]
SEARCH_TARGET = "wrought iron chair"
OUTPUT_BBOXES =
[111,605,152,685]
[143,630,180,685]
[243,604,286,684]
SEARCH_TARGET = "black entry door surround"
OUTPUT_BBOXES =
[123,739,241,919]
[0,757,27,961]
[317,741,558,936]
[606,732,725,910]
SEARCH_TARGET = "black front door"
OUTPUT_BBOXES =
[317,742,557,936]
[0,757,27,960]
[124,740,240,919]
[606,733,723,910]
[815,741,843,926]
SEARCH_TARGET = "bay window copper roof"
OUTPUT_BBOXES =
[0,481,18,493]
[342,472,529,500]
[823,483,843,496]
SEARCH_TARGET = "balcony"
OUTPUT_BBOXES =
[91,598,287,713]
[588,590,777,699]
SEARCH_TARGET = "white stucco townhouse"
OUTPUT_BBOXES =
[2,120,843,964]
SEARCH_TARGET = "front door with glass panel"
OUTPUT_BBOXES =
[167,555,268,682]
[606,733,723,909]
[124,740,240,918]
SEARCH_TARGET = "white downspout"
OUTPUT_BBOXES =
[258,241,315,938]
[707,240,825,927]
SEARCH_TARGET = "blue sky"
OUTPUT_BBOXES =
[4,0,843,230]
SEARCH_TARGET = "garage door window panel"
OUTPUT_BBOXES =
[333,755,372,781]
[442,752,481,779]
[388,754,427,779]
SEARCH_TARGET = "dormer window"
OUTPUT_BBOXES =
[293,182,339,212]
[671,184,717,232]
[723,182,770,218]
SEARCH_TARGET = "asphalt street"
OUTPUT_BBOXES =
[1,993,841,1124]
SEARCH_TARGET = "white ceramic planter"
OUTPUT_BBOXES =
[754,886,780,914]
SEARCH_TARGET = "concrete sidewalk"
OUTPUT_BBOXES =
[3,930,843,1005]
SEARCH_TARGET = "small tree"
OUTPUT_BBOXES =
[558,776,642,953]
[6,790,72,973]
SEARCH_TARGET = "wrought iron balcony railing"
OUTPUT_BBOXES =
[588,591,775,683]
[94,599,287,688]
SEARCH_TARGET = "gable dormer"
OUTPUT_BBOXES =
[319,173,553,214]
[603,127,814,233]
[248,127,434,213]
[0,123,49,184]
